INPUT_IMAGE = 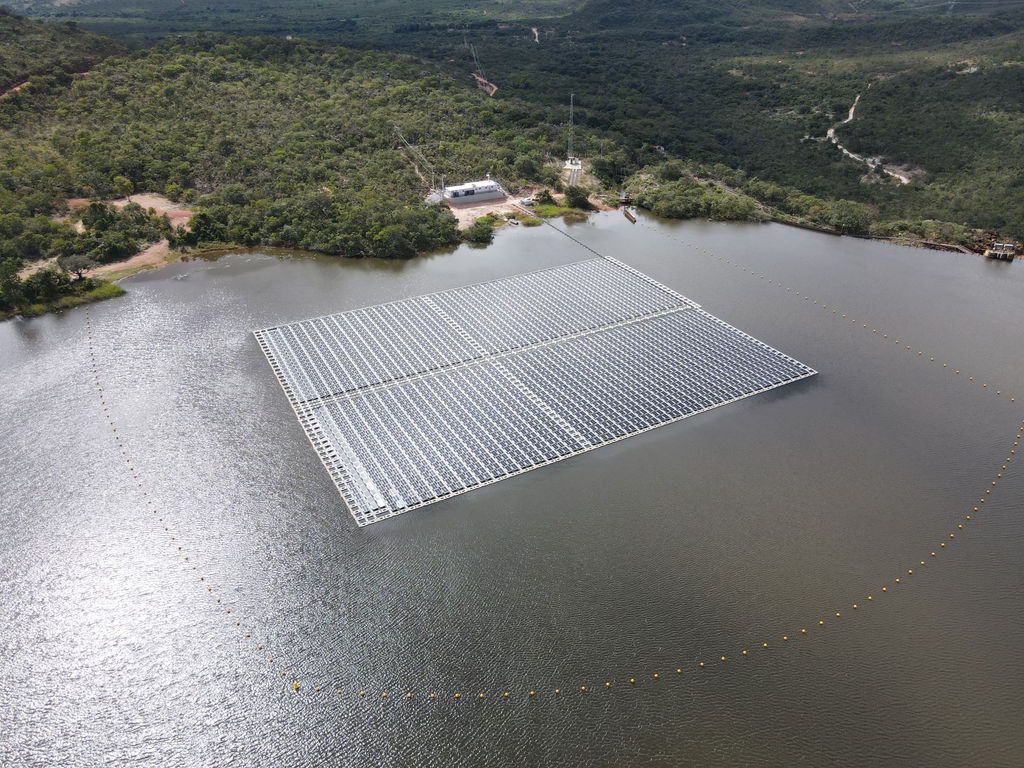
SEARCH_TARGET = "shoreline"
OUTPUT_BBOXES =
[3,210,1010,323]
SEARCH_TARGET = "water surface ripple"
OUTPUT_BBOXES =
[1,215,1022,766]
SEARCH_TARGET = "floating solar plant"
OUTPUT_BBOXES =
[255,258,816,525]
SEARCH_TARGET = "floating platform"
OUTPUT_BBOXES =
[255,258,816,525]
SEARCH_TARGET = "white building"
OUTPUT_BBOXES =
[442,178,506,204]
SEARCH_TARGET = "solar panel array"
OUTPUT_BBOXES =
[255,258,816,525]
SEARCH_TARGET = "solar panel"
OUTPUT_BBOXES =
[255,258,816,525]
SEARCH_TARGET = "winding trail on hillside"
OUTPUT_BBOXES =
[827,91,914,184]
[0,80,29,99]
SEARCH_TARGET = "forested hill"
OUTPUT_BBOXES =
[370,0,1024,238]
[0,32,581,260]
[0,9,123,92]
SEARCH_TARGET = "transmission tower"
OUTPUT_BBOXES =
[470,44,487,82]
[567,92,575,160]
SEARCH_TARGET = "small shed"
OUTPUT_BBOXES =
[442,178,505,204]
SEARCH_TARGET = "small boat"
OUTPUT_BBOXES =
[623,208,636,223]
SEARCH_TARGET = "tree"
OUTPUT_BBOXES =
[826,199,874,235]
[113,175,134,199]
[563,185,593,210]
[464,218,494,244]
[22,267,71,303]
[534,189,555,205]
[0,257,24,311]
[57,253,98,280]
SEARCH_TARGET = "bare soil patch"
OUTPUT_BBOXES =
[445,187,543,228]
[19,194,194,280]
[0,80,29,99]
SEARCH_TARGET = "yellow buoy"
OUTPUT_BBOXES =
[653,673,660,679]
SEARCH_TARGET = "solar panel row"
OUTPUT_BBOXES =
[255,258,691,405]
[255,258,816,525]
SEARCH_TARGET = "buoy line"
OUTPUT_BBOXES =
[82,218,1022,700]
[84,306,297,690]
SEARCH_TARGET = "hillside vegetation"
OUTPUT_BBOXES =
[4,0,586,45]
[0,32,592,262]
[368,0,1024,239]
[9,0,1023,239]
[0,9,123,92]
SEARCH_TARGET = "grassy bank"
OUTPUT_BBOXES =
[2,280,124,320]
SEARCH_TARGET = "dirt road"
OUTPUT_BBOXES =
[19,194,193,280]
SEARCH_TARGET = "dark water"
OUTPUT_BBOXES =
[2,213,1022,766]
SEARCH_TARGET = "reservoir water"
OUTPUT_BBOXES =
[2,212,1022,766]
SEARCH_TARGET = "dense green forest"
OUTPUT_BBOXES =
[0,8,122,91]
[4,0,586,45]
[8,0,1023,240]
[1,0,1021,319]
[364,0,1024,237]
[0,16,611,314]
